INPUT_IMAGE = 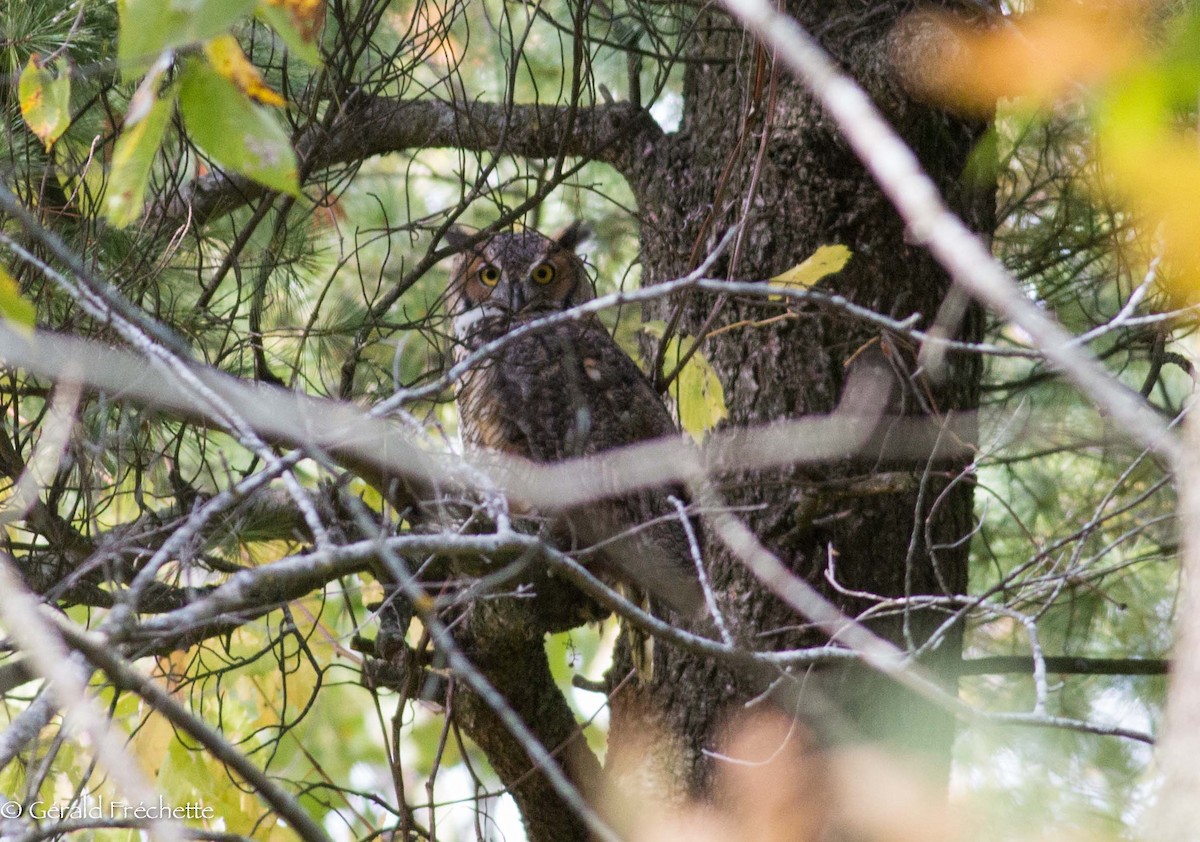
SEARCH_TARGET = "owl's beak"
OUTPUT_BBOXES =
[508,282,526,312]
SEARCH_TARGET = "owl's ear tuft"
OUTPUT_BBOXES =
[444,226,473,250]
[554,221,590,252]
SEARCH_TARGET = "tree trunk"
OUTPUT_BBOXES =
[612,0,993,795]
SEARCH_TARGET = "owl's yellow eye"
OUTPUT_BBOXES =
[531,262,556,285]
[478,265,501,287]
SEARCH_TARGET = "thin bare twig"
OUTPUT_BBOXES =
[0,570,177,840]
[50,619,333,842]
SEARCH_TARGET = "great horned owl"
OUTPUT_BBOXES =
[445,223,703,618]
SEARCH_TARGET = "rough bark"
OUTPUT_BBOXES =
[452,596,603,842]
[617,0,993,794]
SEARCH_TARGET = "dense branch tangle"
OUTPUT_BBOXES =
[0,0,1182,840]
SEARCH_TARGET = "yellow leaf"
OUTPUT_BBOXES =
[133,709,176,780]
[350,477,385,513]
[1102,134,1200,299]
[18,56,71,149]
[0,267,37,334]
[264,0,325,40]
[671,339,727,440]
[360,575,385,606]
[642,322,727,440]
[179,59,300,195]
[203,35,286,107]
[769,244,852,298]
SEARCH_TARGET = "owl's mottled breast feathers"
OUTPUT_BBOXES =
[446,224,704,616]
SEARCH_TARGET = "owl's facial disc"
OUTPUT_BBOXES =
[448,226,592,331]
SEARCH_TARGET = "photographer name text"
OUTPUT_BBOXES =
[1,797,213,820]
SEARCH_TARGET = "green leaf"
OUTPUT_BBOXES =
[18,57,71,150]
[118,0,258,77]
[0,267,37,334]
[962,124,1001,188]
[104,86,177,228]
[769,244,852,296]
[257,0,323,66]
[178,60,300,196]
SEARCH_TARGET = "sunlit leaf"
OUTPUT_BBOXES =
[672,341,727,438]
[203,35,286,106]
[161,737,261,833]
[104,85,177,228]
[118,0,257,77]
[257,0,324,65]
[769,244,852,297]
[0,267,37,334]
[178,60,300,196]
[1101,132,1200,298]
[360,575,386,607]
[18,57,71,150]
[350,477,386,514]
[133,710,175,780]
[0,758,21,804]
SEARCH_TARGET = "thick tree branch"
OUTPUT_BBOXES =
[161,99,664,226]
[451,609,602,842]
[0,323,973,516]
[1146,372,1200,838]
[363,531,618,842]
